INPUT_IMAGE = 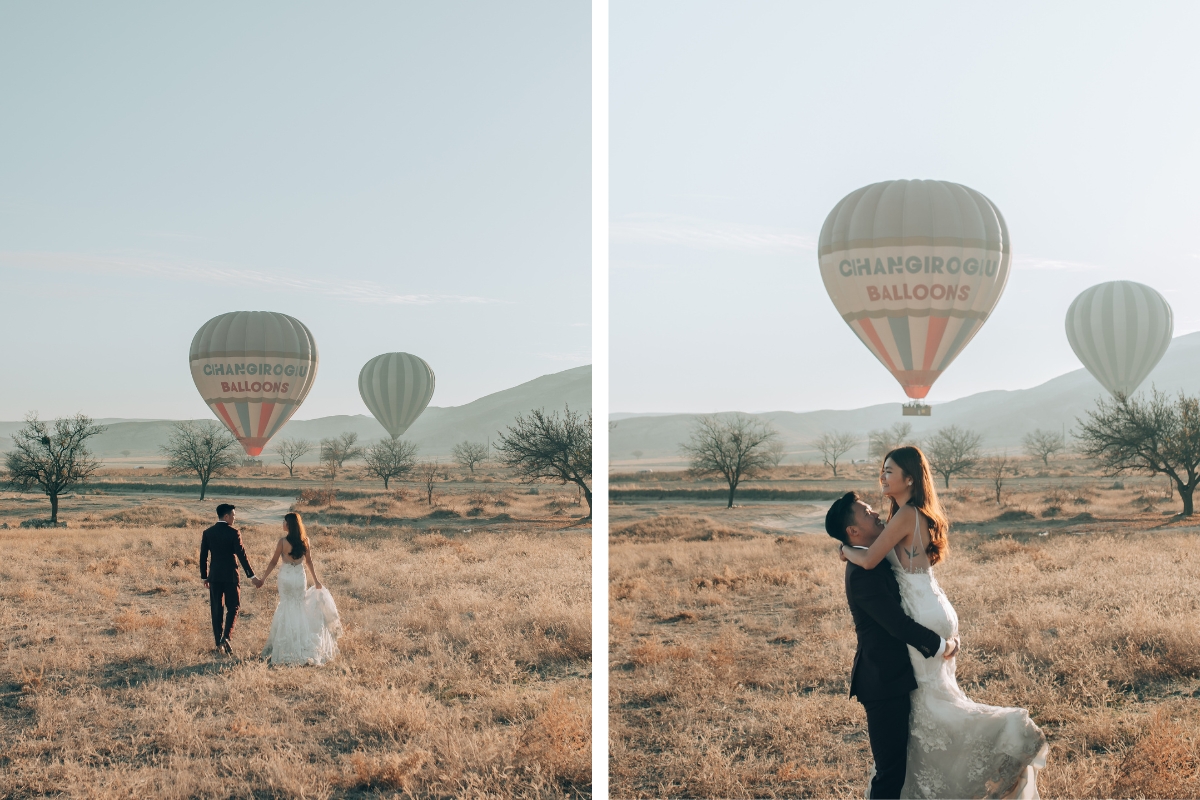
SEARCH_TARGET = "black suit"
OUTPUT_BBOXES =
[845,558,943,799]
[200,521,256,646]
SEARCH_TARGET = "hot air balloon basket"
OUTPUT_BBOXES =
[902,401,931,417]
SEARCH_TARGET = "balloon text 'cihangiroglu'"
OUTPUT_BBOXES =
[190,311,319,456]
[819,179,1011,400]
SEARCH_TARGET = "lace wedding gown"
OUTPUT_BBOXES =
[882,528,1048,799]
[260,561,342,666]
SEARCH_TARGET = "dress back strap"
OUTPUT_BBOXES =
[906,507,925,573]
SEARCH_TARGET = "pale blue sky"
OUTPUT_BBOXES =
[0,2,589,420]
[612,1,1200,413]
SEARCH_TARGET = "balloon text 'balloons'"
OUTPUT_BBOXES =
[818,179,1011,400]
[189,311,319,456]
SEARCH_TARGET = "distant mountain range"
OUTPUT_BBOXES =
[611,332,1200,466]
[0,365,590,464]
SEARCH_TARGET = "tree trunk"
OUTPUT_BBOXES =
[200,478,208,501]
[579,481,593,516]
[944,473,951,489]
[727,480,737,508]
[50,491,59,524]
[383,476,390,489]
[1180,481,1195,516]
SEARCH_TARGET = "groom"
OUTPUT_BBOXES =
[825,491,959,799]
[200,503,260,656]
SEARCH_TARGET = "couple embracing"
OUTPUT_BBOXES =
[826,446,1048,799]
[200,503,342,666]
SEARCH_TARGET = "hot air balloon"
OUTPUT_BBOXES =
[819,180,1012,411]
[189,311,319,456]
[358,352,436,439]
[1065,281,1173,398]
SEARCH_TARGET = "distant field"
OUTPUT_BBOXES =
[0,475,591,799]
[609,466,1200,799]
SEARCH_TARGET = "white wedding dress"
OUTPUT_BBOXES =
[260,561,342,666]
[880,520,1048,799]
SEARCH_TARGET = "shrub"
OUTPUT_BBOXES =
[298,488,338,506]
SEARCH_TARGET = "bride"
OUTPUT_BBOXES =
[253,512,342,666]
[840,446,1048,799]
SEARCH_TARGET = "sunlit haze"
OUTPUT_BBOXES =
[612,1,1200,413]
[0,2,589,420]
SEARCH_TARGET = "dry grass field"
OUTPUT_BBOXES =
[609,469,1200,799]
[0,477,590,799]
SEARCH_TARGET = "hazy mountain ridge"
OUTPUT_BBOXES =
[611,333,1200,465]
[0,366,590,463]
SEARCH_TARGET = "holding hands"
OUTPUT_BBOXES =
[944,637,960,659]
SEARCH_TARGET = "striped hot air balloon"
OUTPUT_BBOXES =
[189,311,319,456]
[1065,281,1173,398]
[818,180,1012,401]
[358,352,436,439]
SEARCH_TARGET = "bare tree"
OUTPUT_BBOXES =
[766,439,787,468]
[494,405,593,516]
[321,432,364,468]
[275,438,313,477]
[319,432,365,480]
[4,413,106,524]
[1076,390,1200,516]
[984,452,1014,504]
[868,422,915,461]
[926,425,983,488]
[417,459,440,505]
[160,421,240,500]
[365,438,419,489]
[681,414,778,508]
[811,430,858,477]
[451,440,489,474]
[1022,429,1066,466]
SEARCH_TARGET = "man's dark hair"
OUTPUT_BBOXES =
[216,503,235,520]
[824,491,860,545]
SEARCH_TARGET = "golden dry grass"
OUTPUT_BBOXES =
[609,511,1200,799]
[1,520,590,798]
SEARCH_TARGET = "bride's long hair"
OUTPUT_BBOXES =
[883,446,948,565]
[284,512,309,559]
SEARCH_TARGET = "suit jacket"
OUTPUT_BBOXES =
[200,521,255,584]
[846,558,942,702]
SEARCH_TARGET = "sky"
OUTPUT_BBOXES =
[611,1,1200,414]
[0,2,589,420]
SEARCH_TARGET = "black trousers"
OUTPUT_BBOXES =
[861,693,911,800]
[208,580,240,645]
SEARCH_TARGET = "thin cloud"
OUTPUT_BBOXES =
[0,251,503,305]
[612,213,817,253]
[1012,255,1102,271]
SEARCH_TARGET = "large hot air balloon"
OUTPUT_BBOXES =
[189,311,319,456]
[818,180,1012,406]
[358,352,436,439]
[1065,281,1173,398]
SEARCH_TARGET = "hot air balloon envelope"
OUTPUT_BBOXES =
[189,311,319,456]
[818,179,1012,399]
[358,352,436,438]
[1065,281,1173,398]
